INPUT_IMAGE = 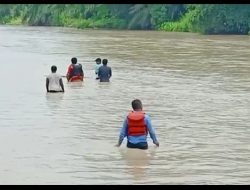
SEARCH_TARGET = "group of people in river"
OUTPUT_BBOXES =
[45,58,159,150]
[46,57,112,93]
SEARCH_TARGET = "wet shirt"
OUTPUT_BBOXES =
[95,63,102,75]
[47,73,63,91]
[98,65,112,82]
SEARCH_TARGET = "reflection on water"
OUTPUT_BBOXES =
[66,81,84,89]
[45,93,64,110]
[119,147,157,182]
[0,26,250,184]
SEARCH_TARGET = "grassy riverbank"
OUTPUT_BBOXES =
[0,4,250,35]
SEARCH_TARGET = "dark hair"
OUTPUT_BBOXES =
[71,57,77,64]
[132,99,142,110]
[102,59,108,65]
[95,58,101,62]
[51,65,57,73]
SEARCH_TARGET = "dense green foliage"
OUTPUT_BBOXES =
[0,4,250,34]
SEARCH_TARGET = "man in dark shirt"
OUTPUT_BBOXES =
[98,59,112,82]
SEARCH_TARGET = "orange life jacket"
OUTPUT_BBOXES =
[69,75,83,82]
[127,111,147,136]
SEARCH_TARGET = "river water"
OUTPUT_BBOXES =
[0,26,250,184]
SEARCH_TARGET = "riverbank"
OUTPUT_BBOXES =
[3,19,250,36]
[0,4,250,35]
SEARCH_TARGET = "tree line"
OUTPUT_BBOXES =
[0,4,249,34]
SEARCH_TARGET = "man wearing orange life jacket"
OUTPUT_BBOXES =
[66,57,84,82]
[116,99,159,150]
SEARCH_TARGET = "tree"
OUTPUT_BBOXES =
[128,4,153,29]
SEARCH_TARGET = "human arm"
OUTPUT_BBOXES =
[94,64,98,75]
[46,78,49,92]
[59,78,64,92]
[98,66,101,78]
[66,65,73,81]
[79,64,84,77]
[109,67,112,78]
[116,118,128,147]
[145,115,159,147]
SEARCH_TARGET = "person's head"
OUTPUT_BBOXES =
[102,59,108,65]
[71,57,77,64]
[51,65,57,73]
[95,58,101,64]
[131,99,143,111]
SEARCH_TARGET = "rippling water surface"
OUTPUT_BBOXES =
[0,26,250,184]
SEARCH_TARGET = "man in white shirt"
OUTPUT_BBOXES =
[46,65,64,93]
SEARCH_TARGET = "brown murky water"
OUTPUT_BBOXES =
[0,26,250,184]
